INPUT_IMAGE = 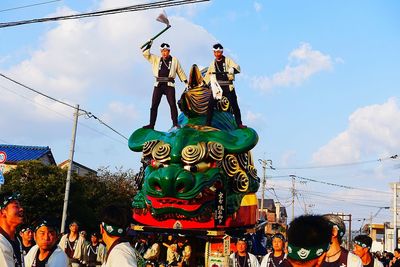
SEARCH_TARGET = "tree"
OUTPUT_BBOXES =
[2,161,137,233]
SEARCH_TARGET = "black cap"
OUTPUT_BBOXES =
[354,235,372,248]
[160,43,170,50]
[34,218,59,233]
[0,192,20,209]
[213,43,223,51]
[18,224,33,233]
[272,233,286,242]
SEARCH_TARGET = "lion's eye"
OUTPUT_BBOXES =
[183,161,218,172]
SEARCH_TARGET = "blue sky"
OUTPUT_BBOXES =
[1,0,399,227]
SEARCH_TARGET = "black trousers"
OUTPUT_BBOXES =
[149,84,178,126]
[207,86,242,126]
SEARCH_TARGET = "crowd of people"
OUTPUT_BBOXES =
[0,192,137,267]
[1,192,400,267]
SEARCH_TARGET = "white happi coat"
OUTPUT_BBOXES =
[102,242,137,267]
[25,244,68,267]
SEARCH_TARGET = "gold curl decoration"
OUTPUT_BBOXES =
[237,153,249,170]
[217,96,230,112]
[233,171,249,193]
[142,140,159,158]
[182,142,206,165]
[247,151,255,166]
[248,165,258,180]
[222,154,240,177]
[207,142,224,161]
[151,141,171,163]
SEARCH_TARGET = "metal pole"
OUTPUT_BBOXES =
[348,214,352,249]
[291,175,295,221]
[259,160,266,219]
[61,104,79,233]
[258,159,274,220]
[394,183,398,250]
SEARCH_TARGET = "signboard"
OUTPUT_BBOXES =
[0,172,4,185]
[0,151,6,164]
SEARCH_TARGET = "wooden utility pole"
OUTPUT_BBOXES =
[61,104,80,233]
[258,159,274,220]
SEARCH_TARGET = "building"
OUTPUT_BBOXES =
[0,144,56,173]
[58,159,97,176]
[258,199,288,235]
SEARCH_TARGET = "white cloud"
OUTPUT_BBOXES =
[251,43,334,92]
[246,110,262,123]
[0,0,217,169]
[312,97,400,165]
[254,2,262,12]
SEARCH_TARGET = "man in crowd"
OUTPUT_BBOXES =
[285,215,331,267]
[100,204,137,266]
[142,40,188,130]
[352,235,383,267]
[0,192,24,267]
[230,238,260,267]
[18,224,35,256]
[59,221,86,267]
[260,233,287,267]
[204,43,246,129]
[25,219,68,267]
[390,249,400,267]
[85,232,106,267]
[321,214,362,267]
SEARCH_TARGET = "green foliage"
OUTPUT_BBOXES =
[2,161,137,233]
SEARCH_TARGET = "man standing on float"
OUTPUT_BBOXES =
[204,43,246,129]
[141,41,188,129]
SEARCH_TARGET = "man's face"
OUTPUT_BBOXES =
[353,244,368,258]
[69,223,78,233]
[213,50,223,60]
[20,229,33,242]
[35,226,57,251]
[0,200,24,226]
[272,237,284,252]
[236,240,247,254]
[161,49,170,59]
[394,251,400,258]
[91,235,98,244]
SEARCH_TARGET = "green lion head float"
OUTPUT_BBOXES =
[129,65,260,229]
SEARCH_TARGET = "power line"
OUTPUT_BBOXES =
[273,155,398,170]
[0,0,61,13]
[0,0,209,28]
[0,73,128,141]
[267,173,391,195]
[295,175,391,194]
[0,82,127,145]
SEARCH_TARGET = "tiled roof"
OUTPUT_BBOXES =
[0,144,56,164]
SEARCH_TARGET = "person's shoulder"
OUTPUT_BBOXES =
[374,258,384,267]
[0,234,12,248]
[347,251,363,267]
[108,242,137,265]
[49,246,68,267]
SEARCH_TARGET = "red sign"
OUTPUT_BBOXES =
[0,151,6,164]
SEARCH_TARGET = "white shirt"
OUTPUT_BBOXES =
[25,244,68,267]
[102,242,137,267]
[230,252,260,267]
[0,233,22,267]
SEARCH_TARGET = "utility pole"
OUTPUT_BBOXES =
[61,104,80,233]
[258,159,274,220]
[290,175,296,222]
[393,182,398,250]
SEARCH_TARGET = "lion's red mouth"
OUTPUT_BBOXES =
[147,184,217,212]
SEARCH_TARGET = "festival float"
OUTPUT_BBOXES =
[129,13,262,266]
